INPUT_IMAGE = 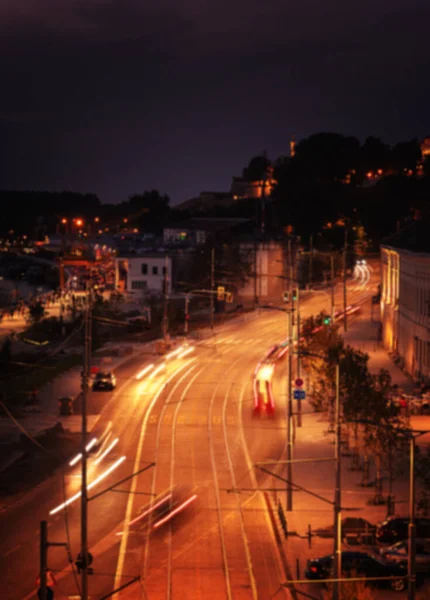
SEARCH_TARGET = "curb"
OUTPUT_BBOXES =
[263,491,297,600]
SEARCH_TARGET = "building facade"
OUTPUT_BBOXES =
[237,240,285,303]
[381,221,430,382]
[115,254,172,296]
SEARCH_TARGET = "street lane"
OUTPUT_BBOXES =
[0,275,379,599]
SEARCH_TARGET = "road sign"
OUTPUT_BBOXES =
[295,378,304,388]
[293,389,306,401]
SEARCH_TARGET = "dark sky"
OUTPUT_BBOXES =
[1,0,429,205]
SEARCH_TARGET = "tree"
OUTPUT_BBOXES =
[242,154,271,181]
[389,139,422,174]
[293,132,360,185]
[175,242,252,295]
[128,190,170,233]
[357,136,390,180]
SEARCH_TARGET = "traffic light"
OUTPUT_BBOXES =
[323,316,331,325]
[292,288,298,301]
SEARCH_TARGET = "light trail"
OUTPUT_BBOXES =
[148,363,166,380]
[94,437,119,465]
[50,456,126,515]
[135,364,155,380]
[68,437,98,466]
[176,346,195,359]
[152,494,197,529]
[164,346,185,360]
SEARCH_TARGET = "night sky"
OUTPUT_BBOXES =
[1,0,429,205]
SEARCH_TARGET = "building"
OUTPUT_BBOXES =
[420,136,430,160]
[115,254,172,296]
[381,220,430,382]
[163,218,252,247]
[230,166,277,200]
[237,239,286,304]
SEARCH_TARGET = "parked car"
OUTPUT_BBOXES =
[305,551,407,592]
[92,371,116,391]
[314,517,376,544]
[376,516,430,544]
[380,539,430,573]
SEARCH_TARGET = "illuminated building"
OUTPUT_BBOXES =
[381,220,430,381]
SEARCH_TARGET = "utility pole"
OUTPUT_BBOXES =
[296,284,301,379]
[39,520,66,600]
[331,253,335,320]
[254,239,259,307]
[286,308,294,512]
[343,227,347,332]
[184,293,190,337]
[162,255,169,341]
[408,435,416,600]
[80,287,92,600]
[40,520,48,600]
[309,234,313,289]
[333,363,342,600]
[210,246,215,331]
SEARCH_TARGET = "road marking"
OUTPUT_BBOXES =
[113,358,196,598]
[147,415,238,426]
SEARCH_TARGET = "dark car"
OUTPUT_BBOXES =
[92,371,116,391]
[314,517,376,544]
[380,539,430,574]
[376,516,430,544]
[122,486,198,534]
[305,551,407,592]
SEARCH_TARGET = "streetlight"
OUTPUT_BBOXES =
[348,419,430,600]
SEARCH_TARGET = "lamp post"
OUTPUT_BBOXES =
[184,293,190,337]
[286,308,293,511]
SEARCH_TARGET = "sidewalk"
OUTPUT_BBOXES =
[0,341,152,475]
[342,305,415,393]
[269,302,429,598]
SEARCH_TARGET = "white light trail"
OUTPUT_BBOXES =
[94,437,119,465]
[95,431,112,458]
[69,453,82,467]
[50,455,126,515]
[148,364,166,380]
[165,346,184,360]
[177,346,195,359]
[135,364,155,380]
[68,437,98,466]
[152,494,197,529]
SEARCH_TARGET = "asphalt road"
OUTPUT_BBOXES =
[0,271,382,600]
